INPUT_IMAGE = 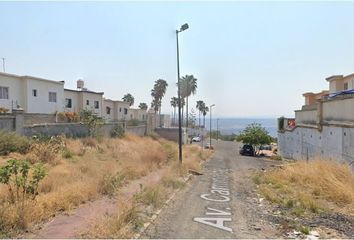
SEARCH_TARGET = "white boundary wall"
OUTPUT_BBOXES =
[278,125,354,166]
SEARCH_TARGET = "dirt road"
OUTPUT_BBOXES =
[142,140,281,238]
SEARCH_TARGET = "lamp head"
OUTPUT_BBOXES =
[180,23,189,32]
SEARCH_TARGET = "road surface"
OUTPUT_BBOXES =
[142,140,281,238]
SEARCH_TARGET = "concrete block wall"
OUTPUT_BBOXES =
[278,125,354,166]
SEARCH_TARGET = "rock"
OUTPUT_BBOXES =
[253,226,262,231]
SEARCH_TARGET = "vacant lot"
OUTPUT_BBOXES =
[0,132,211,237]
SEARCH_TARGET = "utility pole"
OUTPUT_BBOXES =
[217,118,219,141]
[2,58,5,72]
[176,23,189,163]
[209,104,215,148]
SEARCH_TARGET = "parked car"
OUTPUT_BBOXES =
[205,143,214,150]
[192,136,201,142]
[239,144,255,156]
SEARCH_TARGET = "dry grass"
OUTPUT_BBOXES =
[255,160,354,216]
[0,134,212,237]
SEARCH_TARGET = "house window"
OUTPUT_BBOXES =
[86,100,89,105]
[94,101,99,109]
[124,108,128,115]
[344,82,349,90]
[32,89,37,97]
[49,92,57,102]
[119,108,122,112]
[65,98,72,108]
[106,107,111,114]
[0,87,9,99]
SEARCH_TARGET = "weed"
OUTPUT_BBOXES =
[98,172,126,196]
[62,148,73,159]
[135,186,167,209]
[0,131,31,155]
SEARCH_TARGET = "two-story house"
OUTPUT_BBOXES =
[0,72,64,114]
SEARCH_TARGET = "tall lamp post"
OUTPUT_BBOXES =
[209,104,215,148]
[176,23,189,163]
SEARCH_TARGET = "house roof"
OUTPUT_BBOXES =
[65,88,104,95]
[326,75,343,82]
[0,72,65,85]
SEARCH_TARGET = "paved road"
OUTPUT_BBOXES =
[142,140,280,239]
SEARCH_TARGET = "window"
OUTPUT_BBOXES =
[86,100,89,105]
[106,106,111,114]
[124,108,128,115]
[65,98,72,108]
[0,87,9,99]
[94,101,99,109]
[344,82,349,90]
[119,108,122,112]
[32,89,37,97]
[49,92,57,102]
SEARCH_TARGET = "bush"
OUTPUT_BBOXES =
[98,172,126,196]
[0,131,31,155]
[111,124,125,138]
[0,107,9,114]
[29,136,65,165]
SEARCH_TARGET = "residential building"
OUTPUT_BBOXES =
[130,108,147,121]
[278,72,354,167]
[64,88,104,117]
[102,99,131,122]
[0,72,64,114]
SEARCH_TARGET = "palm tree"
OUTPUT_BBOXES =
[196,100,205,128]
[179,75,197,128]
[151,79,168,127]
[138,103,148,110]
[170,97,178,126]
[122,93,135,107]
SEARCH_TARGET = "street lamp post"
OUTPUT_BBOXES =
[176,23,189,163]
[209,104,215,148]
[217,118,219,141]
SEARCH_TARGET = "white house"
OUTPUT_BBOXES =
[103,99,131,122]
[130,108,147,121]
[64,89,104,117]
[0,72,64,114]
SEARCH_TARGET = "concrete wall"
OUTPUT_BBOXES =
[0,115,15,131]
[23,123,146,138]
[115,101,131,121]
[81,92,103,117]
[322,97,354,122]
[155,127,187,144]
[278,125,354,167]
[295,109,318,125]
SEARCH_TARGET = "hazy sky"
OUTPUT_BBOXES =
[1,1,354,118]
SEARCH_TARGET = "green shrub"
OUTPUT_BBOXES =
[98,172,127,196]
[0,131,31,155]
[111,124,125,138]
[62,148,73,159]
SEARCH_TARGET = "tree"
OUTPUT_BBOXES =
[122,93,135,107]
[236,123,272,156]
[188,108,197,128]
[151,79,168,127]
[196,100,205,128]
[178,75,197,128]
[202,105,209,129]
[170,97,178,126]
[138,103,148,110]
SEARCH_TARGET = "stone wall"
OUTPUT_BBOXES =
[278,125,354,167]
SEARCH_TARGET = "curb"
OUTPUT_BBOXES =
[133,173,193,239]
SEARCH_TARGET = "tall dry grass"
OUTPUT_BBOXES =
[256,160,354,215]
[0,134,211,236]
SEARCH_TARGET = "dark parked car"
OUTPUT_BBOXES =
[239,144,255,156]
